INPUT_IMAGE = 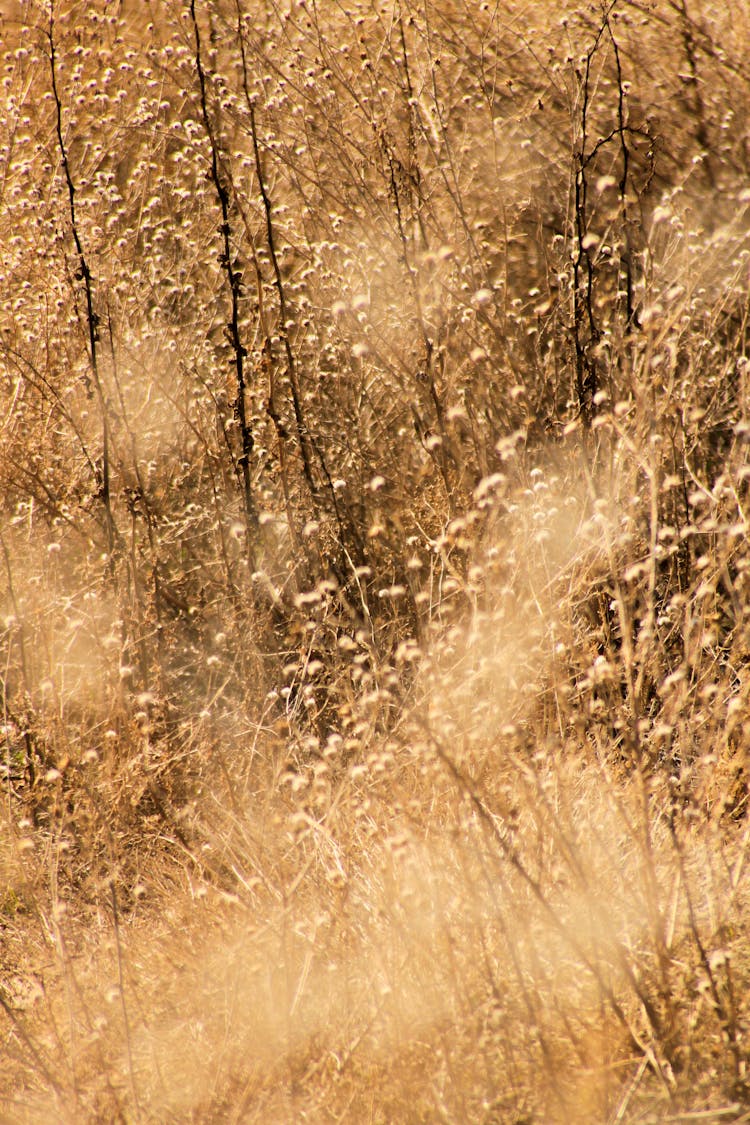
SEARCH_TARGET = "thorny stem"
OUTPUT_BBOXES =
[235,4,366,569]
[245,94,318,505]
[609,18,636,329]
[47,6,117,567]
[675,0,716,189]
[370,20,456,509]
[189,0,259,560]
[572,1,646,429]
[572,17,607,429]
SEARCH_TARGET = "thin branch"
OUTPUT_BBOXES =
[189,0,259,556]
[47,5,118,564]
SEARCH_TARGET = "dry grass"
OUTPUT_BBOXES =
[2,0,750,1121]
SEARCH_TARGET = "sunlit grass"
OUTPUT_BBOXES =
[1,1,750,1121]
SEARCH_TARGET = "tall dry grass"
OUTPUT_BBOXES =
[2,0,750,1120]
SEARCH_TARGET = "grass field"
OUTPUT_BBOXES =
[2,1,750,1121]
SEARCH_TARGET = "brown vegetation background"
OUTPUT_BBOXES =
[2,0,750,1121]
